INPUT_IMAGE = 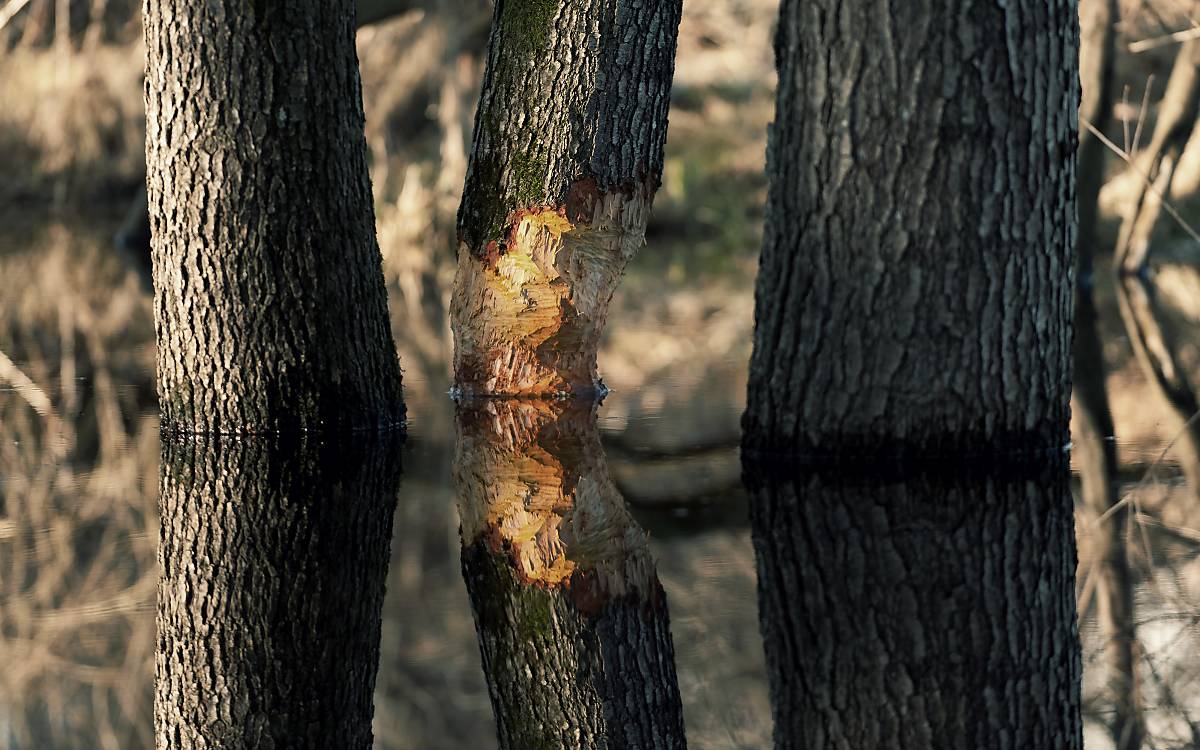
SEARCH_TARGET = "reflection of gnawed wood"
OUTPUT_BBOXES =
[454,398,686,750]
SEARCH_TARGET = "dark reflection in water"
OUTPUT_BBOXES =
[155,434,402,748]
[747,461,1082,748]
[453,399,686,749]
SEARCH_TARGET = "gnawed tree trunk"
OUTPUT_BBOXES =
[747,463,1082,749]
[742,0,1078,458]
[144,0,404,433]
[454,399,686,749]
[450,0,683,396]
[155,435,401,748]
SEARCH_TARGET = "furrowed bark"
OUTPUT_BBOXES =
[154,435,401,749]
[743,0,1078,458]
[144,0,404,433]
[747,463,1083,749]
[451,0,683,396]
[454,399,686,749]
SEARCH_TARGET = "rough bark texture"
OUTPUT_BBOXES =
[454,399,686,749]
[743,0,1078,458]
[144,0,404,433]
[450,0,682,396]
[747,464,1082,749]
[155,435,401,749]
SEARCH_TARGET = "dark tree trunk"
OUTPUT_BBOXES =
[742,0,1078,459]
[454,399,687,749]
[450,0,683,396]
[747,464,1082,749]
[144,0,404,433]
[155,435,401,749]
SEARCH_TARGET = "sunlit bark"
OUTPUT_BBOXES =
[155,436,401,748]
[450,0,683,396]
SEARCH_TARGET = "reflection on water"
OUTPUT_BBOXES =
[155,434,401,747]
[454,399,685,748]
[3,224,1200,749]
[749,463,1081,747]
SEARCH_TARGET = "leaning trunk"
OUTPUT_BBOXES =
[743,0,1078,458]
[144,0,403,433]
[747,464,1082,748]
[450,0,683,396]
[454,399,687,748]
[155,436,401,748]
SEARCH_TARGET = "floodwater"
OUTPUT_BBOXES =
[1,221,1199,749]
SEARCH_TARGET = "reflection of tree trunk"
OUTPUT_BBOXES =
[144,0,404,432]
[743,0,1077,457]
[450,0,682,397]
[1074,4,1143,747]
[1077,280,1143,750]
[454,399,686,749]
[1115,40,1200,273]
[155,436,401,748]
[747,465,1081,748]
[1115,274,1200,490]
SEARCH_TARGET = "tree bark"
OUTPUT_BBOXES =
[154,435,401,749]
[742,0,1078,459]
[747,464,1082,749]
[144,0,404,433]
[450,0,682,396]
[454,399,687,749]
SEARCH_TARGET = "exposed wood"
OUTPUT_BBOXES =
[454,398,687,749]
[450,0,683,396]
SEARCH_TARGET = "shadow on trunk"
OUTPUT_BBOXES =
[453,398,687,749]
[155,434,403,748]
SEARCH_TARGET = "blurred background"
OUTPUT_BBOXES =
[3,0,1200,747]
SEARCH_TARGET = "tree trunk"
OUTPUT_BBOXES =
[747,465,1082,749]
[450,0,683,396]
[454,399,687,749]
[742,0,1078,459]
[155,435,401,748]
[144,0,404,433]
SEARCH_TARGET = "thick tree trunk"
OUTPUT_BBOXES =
[743,0,1078,458]
[155,435,401,748]
[747,464,1082,749]
[450,0,682,396]
[454,399,686,749]
[144,0,404,433]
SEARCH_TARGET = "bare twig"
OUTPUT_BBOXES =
[0,346,54,417]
